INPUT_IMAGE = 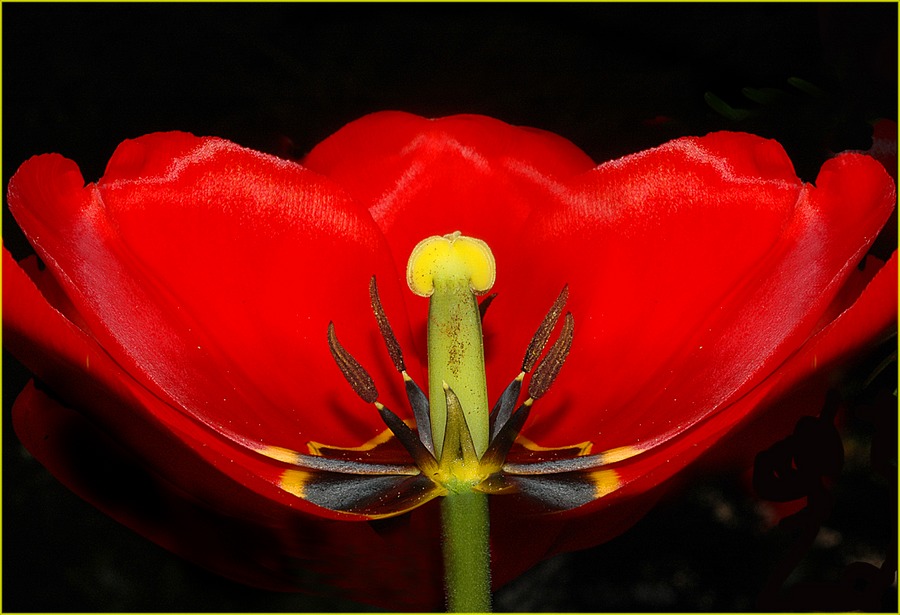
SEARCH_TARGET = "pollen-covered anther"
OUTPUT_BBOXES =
[528,312,574,401]
[368,276,435,455]
[490,288,571,439]
[481,310,574,470]
[522,285,569,373]
[327,322,378,404]
[327,321,438,473]
[369,276,406,373]
[406,231,496,296]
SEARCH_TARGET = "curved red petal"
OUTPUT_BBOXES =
[6,246,445,608]
[492,135,894,450]
[705,248,898,469]
[7,134,418,452]
[304,112,595,248]
[11,382,444,610]
[549,248,897,554]
[303,112,597,344]
[3,247,350,520]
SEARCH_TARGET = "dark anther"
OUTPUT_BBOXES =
[369,276,405,373]
[479,292,498,321]
[327,322,379,404]
[529,312,574,400]
[522,286,568,373]
[490,286,570,439]
[406,379,435,455]
[489,377,523,440]
[375,403,438,471]
[482,403,532,468]
[369,276,435,454]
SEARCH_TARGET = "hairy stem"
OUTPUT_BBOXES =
[441,489,492,612]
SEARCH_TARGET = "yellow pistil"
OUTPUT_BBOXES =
[407,232,495,462]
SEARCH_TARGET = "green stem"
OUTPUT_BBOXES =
[441,489,492,612]
[406,233,496,611]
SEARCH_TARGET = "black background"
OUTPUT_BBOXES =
[3,2,897,612]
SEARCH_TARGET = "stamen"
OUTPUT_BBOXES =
[374,402,439,473]
[405,377,435,455]
[528,312,574,400]
[369,276,435,455]
[369,276,405,373]
[482,402,532,469]
[522,285,568,373]
[490,286,568,439]
[329,320,437,471]
[478,292,498,321]
[489,374,523,440]
[317,234,600,515]
[327,322,378,404]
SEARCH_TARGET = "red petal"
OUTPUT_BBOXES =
[303,112,597,344]
[5,243,450,608]
[493,135,895,450]
[3,247,337,519]
[6,115,895,606]
[7,134,418,452]
[705,248,898,470]
[561,248,896,548]
[11,382,445,610]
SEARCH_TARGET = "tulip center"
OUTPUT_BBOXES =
[326,231,575,495]
[317,234,578,613]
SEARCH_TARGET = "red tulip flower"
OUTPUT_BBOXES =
[4,112,895,611]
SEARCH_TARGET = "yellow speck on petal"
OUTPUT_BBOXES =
[307,422,413,456]
[258,445,302,465]
[599,445,643,464]
[406,231,496,296]
[591,469,620,498]
[515,433,594,456]
[280,469,311,498]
